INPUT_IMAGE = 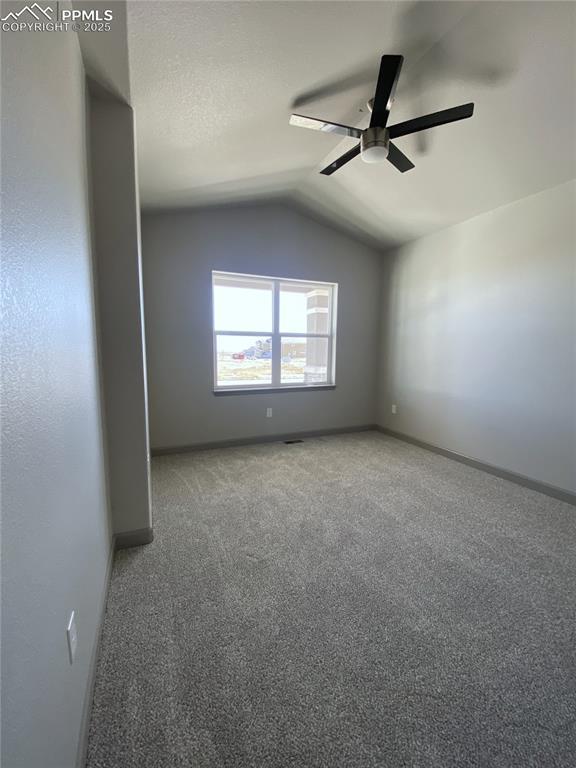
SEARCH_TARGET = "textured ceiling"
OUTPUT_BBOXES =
[128,1,576,247]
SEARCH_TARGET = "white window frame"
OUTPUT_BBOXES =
[212,271,338,392]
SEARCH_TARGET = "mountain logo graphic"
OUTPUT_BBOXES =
[1,3,53,21]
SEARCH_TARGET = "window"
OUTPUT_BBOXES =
[212,271,337,391]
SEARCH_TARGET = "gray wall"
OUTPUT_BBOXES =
[379,180,576,494]
[1,23,112,768]
[75,0,131,103]
[142,204,383,450]
[89,93,152,539]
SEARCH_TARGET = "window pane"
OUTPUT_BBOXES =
[281,337,329,385]
[279,282,331,334]
[213,274,273,332]
[216,335,272,387]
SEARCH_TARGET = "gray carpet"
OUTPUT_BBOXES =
[86,431,576,767]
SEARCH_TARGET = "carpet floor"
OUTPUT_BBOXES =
[86,431,576,767]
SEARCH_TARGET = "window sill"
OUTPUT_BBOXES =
[213,385,336,396]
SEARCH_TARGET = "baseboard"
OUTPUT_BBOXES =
[74,523,153,767]
[151,424,378,456]
[377,426,576,507]
[75,534,116,768]
[115,526,154,549]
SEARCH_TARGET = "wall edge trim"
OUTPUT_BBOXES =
[377,426,576,507]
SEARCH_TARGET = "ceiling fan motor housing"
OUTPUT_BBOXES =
[361,126,389,163]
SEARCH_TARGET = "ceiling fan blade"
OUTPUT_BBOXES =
[320,144,361,175]
[388,103,474,140]
[290,114,362,140]
[387,142,415,173]
[370,55,404,128]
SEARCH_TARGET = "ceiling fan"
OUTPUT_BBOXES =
[290,55,474,175]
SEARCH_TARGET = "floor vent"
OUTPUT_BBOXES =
[284,439,304,445]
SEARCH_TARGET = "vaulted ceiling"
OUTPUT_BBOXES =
[127,1,576,247]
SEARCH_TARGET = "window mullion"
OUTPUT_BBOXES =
[272,281,281,386]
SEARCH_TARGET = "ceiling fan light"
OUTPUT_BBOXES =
[361,126,389,163]
[362,144,389,163]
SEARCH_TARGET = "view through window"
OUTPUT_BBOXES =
[212,272,337,390]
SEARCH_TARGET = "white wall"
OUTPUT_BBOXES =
[379,180,576,494]
[142,203,383,450]
[1,23,112,768]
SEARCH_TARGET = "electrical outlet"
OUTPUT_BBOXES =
[67,611,78,664]
[266,408,273,418]
[391,404,397,415]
